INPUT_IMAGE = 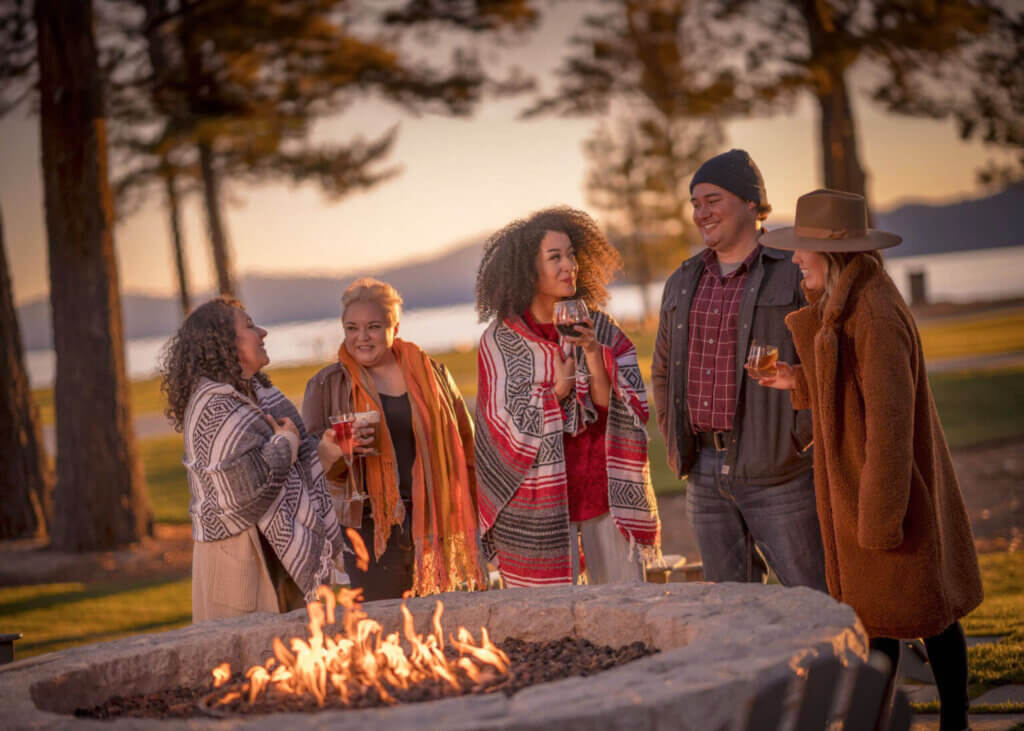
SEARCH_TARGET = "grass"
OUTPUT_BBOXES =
[906,552,1023,715]
[964,552,1024,687]
[929,368,1024,448]
[918,309,1024,361]
[911,700,1024,714]
[0,578,192,659]
[140,434,188,524]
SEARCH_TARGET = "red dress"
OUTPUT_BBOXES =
[522,311,610,522]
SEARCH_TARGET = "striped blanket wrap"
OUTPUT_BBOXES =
[475,311,662,587]
[183,378,345,601]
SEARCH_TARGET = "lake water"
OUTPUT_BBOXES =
[24,245,1024,388]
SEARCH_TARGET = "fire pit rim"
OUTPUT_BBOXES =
[2,583,868,730]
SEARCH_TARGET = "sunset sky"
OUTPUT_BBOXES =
[1,4,1017,307]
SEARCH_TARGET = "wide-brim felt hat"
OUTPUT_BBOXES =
[759,188,902,252]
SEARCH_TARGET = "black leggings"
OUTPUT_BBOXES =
[870,621,969,731]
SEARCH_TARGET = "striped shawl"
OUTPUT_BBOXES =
[183,377,344,601]
[475,310,661,586]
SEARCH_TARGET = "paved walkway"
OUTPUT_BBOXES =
[901,636,1024,730]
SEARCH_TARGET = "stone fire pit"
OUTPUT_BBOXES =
[1,582,867,730]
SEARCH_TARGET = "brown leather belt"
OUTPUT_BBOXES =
[696,430,731,452]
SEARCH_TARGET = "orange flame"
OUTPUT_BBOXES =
[345,528,370,572]
[209,585,509,708]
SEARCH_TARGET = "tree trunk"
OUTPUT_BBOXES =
[144,0,191,315]
[35,0,152,551]
[198,139,236,296]
[0,204,53,540]
[177,0,236,297]
[800,0,871,217]
[161,161,191,316]
[815,64,869,204]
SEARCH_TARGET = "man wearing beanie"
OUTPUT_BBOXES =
[651,149,826,590]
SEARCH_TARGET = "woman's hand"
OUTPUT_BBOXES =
[348,424,377,457]
[560,318,599,356]
[553,351,575,400]
[266,414,300,463]
[563,318,611,407]
[267,414,300,439]
[318,428,345,470]
[753,360,796,390]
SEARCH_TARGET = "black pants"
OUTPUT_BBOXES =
[343,504,414,601]
[870,621,969,731]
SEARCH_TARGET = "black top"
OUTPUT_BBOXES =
[381,393,416,502]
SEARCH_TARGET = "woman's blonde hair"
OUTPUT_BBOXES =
[341,277,403,326]
[820,250,883,304]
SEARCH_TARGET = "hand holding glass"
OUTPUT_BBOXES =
[352,411,380,456]
[745,341,779,379]
[328,412,378,460]
[553,299,589,339]
[554,298,589,375]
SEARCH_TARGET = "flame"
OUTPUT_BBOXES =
[211,662,231,688]
[345,528,370,572]
[209,585,509,709]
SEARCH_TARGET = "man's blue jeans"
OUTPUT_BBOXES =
[687,447,827,590]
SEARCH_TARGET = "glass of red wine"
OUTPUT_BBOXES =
[328,413,356,461]
[553,298,589,339]
[553,299,589,374]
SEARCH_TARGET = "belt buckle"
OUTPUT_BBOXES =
[713,431,727,451]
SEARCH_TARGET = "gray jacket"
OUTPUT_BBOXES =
[651,245,814,484]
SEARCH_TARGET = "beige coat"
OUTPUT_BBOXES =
[191,526,280,622]
[787,254,983,638]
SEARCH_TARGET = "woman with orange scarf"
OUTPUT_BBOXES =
[303,278,485,600]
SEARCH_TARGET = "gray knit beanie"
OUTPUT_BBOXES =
[690,149,769,213]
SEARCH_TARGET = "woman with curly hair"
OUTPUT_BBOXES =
[303,278,484,600]
[474,206,661,587]
[162,297,344,622]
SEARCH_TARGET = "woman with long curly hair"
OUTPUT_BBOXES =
[303,278,484,600]
[474,206,661,587]
[162,297,344,622]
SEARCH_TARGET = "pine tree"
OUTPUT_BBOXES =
[107,0,540,298]
[34,0,152,550]
[525,0,726,298]
[0,203,52,540]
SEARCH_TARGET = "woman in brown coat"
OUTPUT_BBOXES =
[755,189,982,731]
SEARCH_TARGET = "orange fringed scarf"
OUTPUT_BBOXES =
[337,338,485,595]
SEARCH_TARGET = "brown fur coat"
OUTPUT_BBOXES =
[786,254,982,638]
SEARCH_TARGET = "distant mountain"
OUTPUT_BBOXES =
[17,235,487,351]
[876,184,1023,259]
[17,185,1024,350]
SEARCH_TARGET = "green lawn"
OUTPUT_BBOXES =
[140,434,189,524]
[929,368,1024,448]
[911,551,1024,713]
[918,309,1024,361]
[964,551,1024,687]
[0,578,192,659]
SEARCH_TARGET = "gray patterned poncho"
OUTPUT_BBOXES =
[183,377,344,600]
